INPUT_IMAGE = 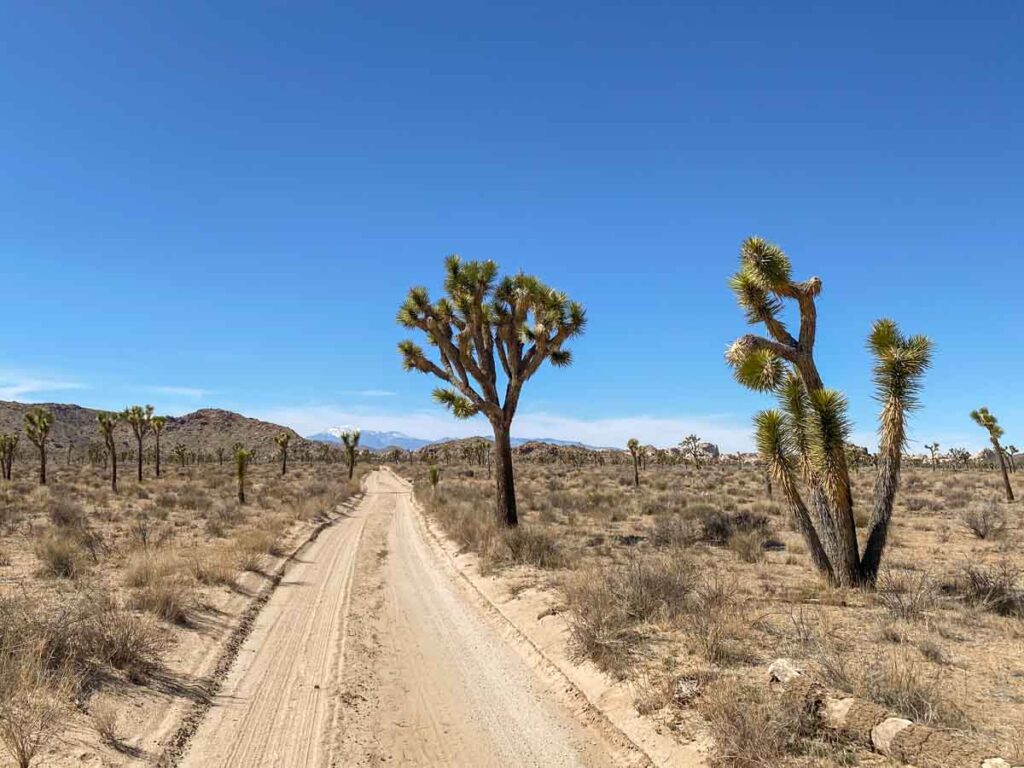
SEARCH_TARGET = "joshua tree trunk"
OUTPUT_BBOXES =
[238,477,245,504]
[492,423,518,527]
[859,442,902,584]
[347,454,354,480]
[135,435,143,482]
[281,448,287,476]
[993,439,1015,502]
[110,449,118,493]
[38,445,46,486]
[632,458,639,488]
[155,435,161,477]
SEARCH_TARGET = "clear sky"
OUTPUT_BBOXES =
[2,2,1021,452]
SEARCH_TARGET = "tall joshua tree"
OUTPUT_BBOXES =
[727,237,931,586]
[925,442,940,471]
[398,256,585,526]
[340,429,360,480]
[97,411,120,493]
[151,416,167,478]
[970,407,1014,501]
[24,407,54,486]
[0,434,18,480]
[275,432,291,476]
[627,438,641,487]
[122,405,153,482]
[680,434,704,469]
[234,444,253,504]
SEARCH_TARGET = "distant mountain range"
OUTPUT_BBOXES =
[306,428,612,452]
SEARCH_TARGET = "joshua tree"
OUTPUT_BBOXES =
[429,465,441,495]
[96,411,120,493]
[23,407,54,486]
[340,429,360,480]
[970,407,1014,501]
[151,416,167,477]
[0,434,18,480]
[122,405,153,482]
[172,443,188,470]
[398,256,585,526]
[680,434,704,469]
[925,442,940,471]
[627,438,641,487]
[275,432,291,476]
[948,447,970,471]
[234,444,253,504]
[727,237,931,586]
[1006,445,1018,474]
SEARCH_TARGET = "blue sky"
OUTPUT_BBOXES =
[2,1,1021,452]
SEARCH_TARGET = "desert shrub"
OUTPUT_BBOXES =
[564,554,694,677]
[960,502,1006,539]
[946,561,1023,617]
[858,653,965,728]
[124,552,193,624]
[234,528,281,558]
[47,497,85,528]
[0,645,77,768]
[729,530,765,563]
[33,532,84,579]
[699,677,819,768]
[700,509,769,546]
[189,550,237,586]
[651,514,698,549]
[500,527,566,569]
[683,576,751,663]
[91,699,120,746]
[876,568,937,621]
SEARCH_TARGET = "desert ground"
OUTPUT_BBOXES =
[1,442,1023,767]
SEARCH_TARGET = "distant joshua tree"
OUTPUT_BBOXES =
[24,407,54,486]
[680,434,704,470]
[925,442,940,471]
[726,237,931,586]
[151,415,167,477]
[627,438,641,487]
[275,432,291,476]
[122,405,154,482]
[340,430,360,480]
[96,411,120,493]
[1005,445,1018,474]
[429,465,441,495]
[0,434,18,480]
[948,447,970,471]
[970,407,1014,502]
[172,443,188,470]
[398,256,585,526]
[234,444,253,504]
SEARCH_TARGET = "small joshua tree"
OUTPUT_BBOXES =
[96,412,120,493]
[1006,444,1018,474]
[398,256,585,526]
[23,407,54,486]
[970,407,1014,501]
[151,416,167,477]
[0,434,17,481]
[122,405,153,482]
[340,430,360,480]
[172,443,188,470]
[727,237,931,586]
[275,432,291,476]
[234,444,253,504]
[925,442,940,471]
[680,434,704,470]
[948,447,970,471]
[627,438,641,487]
[429,465,441,496]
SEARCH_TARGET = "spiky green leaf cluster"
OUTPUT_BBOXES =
[432,388,479,419]
[23,407,54,448]
[970,406,1004,441]
[731,347,786,392]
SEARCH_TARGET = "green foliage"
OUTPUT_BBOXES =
[23,407,54,449]
[970,407,1004,441]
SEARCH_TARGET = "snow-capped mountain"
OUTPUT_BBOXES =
[306,429,432,451]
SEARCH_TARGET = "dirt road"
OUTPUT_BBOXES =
[179,470,634,767]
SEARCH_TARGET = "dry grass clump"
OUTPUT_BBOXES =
[945,560,1023,617]
[564,553,695,677]
[960,501,1006,539]
[33,531,85,579]
[125,552,194,624]
[875,567,938,621]
[500,526,567,569]
[858,652,966,728]
[698,677,821,768]
[0,643,77,768]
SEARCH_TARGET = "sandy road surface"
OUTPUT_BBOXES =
[179,470,630,767]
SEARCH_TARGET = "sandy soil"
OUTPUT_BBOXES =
[178,470,634,767]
